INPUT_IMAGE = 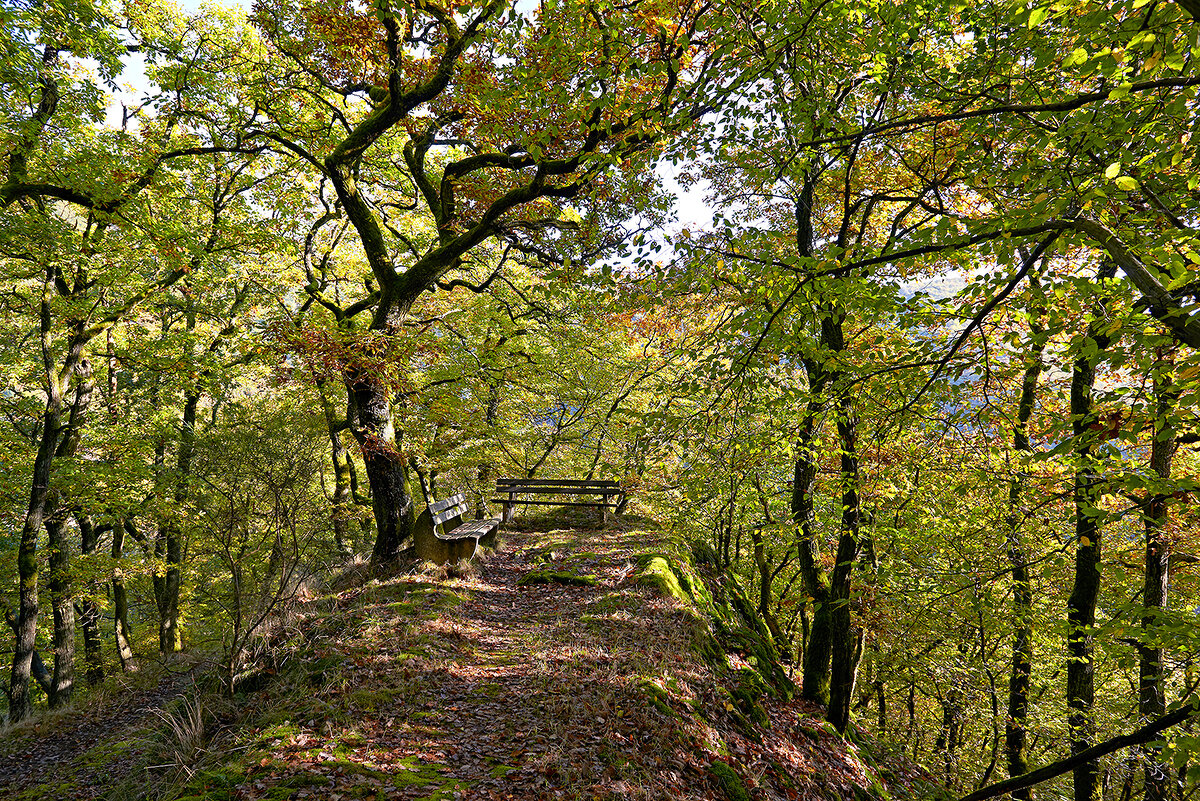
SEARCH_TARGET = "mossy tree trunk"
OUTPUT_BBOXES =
[46,360,97,706]
[827,377,863,734]
[10,320,92,720]
[76,513,104,687]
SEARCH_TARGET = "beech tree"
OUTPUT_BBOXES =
[243,0,723,561]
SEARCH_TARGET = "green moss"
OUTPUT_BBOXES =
[77,734,141,771]
[636,678,680,720]
[348,686,405,711]
[635,555,691,606]
[709,760,750,801]
[265,773,330,799]
[693,630,728,673]
[728,627,795,700]
[587,591,640,615]
[517,569,598,587]
[636,552,723,623]
[730,667,770,728]
[10,779,80,801]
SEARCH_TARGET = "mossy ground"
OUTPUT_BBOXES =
[2,505,946,801]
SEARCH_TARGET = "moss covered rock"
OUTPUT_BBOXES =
[728,626,795,700]
[517,569,598,587]
[730,667,770,728]
[710,760,750,801]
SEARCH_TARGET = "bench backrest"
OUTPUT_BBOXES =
[430,493,469,529]
[496,478,620,490]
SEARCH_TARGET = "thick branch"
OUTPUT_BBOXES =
[959,701,1198,801]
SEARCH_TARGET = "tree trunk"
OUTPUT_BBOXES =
[1067,269,1117,801]
[476,378,501,519]
[9,397,63,721]
[318,380,355,556]
[750,530,787,648]
[4,602,53,699]
[106,333,136,672]
[112,520,136,672]
[43,362,95,708]
[76,514,104,686]
[1006,291,1045,799]
[1141,350,1176,801]
[45,512,75,708]
[827,319,864,733]
[349,378,415,563]
[792,410,833,705]
[157,387,197,654]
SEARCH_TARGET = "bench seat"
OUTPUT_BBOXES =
[413,493,500,564]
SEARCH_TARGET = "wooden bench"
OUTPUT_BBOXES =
[412,493,500,565]
[492,478,625,523]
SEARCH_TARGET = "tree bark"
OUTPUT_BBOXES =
[1067,268,1118,801]
[156,386,197,654]
[3,603,52,698]
[476,378,501,519]
[76,514,104,686]
[1141,350,1176,801]
[1006,288,1046,799]
[44,360,93,707]
[112,520,136,672]
[348,378,416,563]
[826,319,864,734]
[318,379,355,556]
[8,295,89,720]
[793,408,833,705]
[45,511,75,708]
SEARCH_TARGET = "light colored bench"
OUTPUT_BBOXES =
[412,493,500,565]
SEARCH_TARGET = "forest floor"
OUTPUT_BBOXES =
[0,508,944,801]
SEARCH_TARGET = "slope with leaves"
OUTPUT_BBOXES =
[0,508,951,801]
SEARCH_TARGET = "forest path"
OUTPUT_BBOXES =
[0,510,936,801]
[0,509,725,801]
[0,666,194,797]
[241,509,723,800]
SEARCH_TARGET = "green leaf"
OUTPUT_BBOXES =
[1114,176,1138,191]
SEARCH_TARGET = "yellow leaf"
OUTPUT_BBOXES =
[1080,536,1092,547]
[724,702,735,711]
[1104,162,1121,180]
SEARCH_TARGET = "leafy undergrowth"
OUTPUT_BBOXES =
[1,508,951,800]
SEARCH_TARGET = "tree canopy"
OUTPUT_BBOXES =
[4,0,1200,798]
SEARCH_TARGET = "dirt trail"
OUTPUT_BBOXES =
[0,513,913,800]
[0,670,192,797]
[269,517,721,800]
